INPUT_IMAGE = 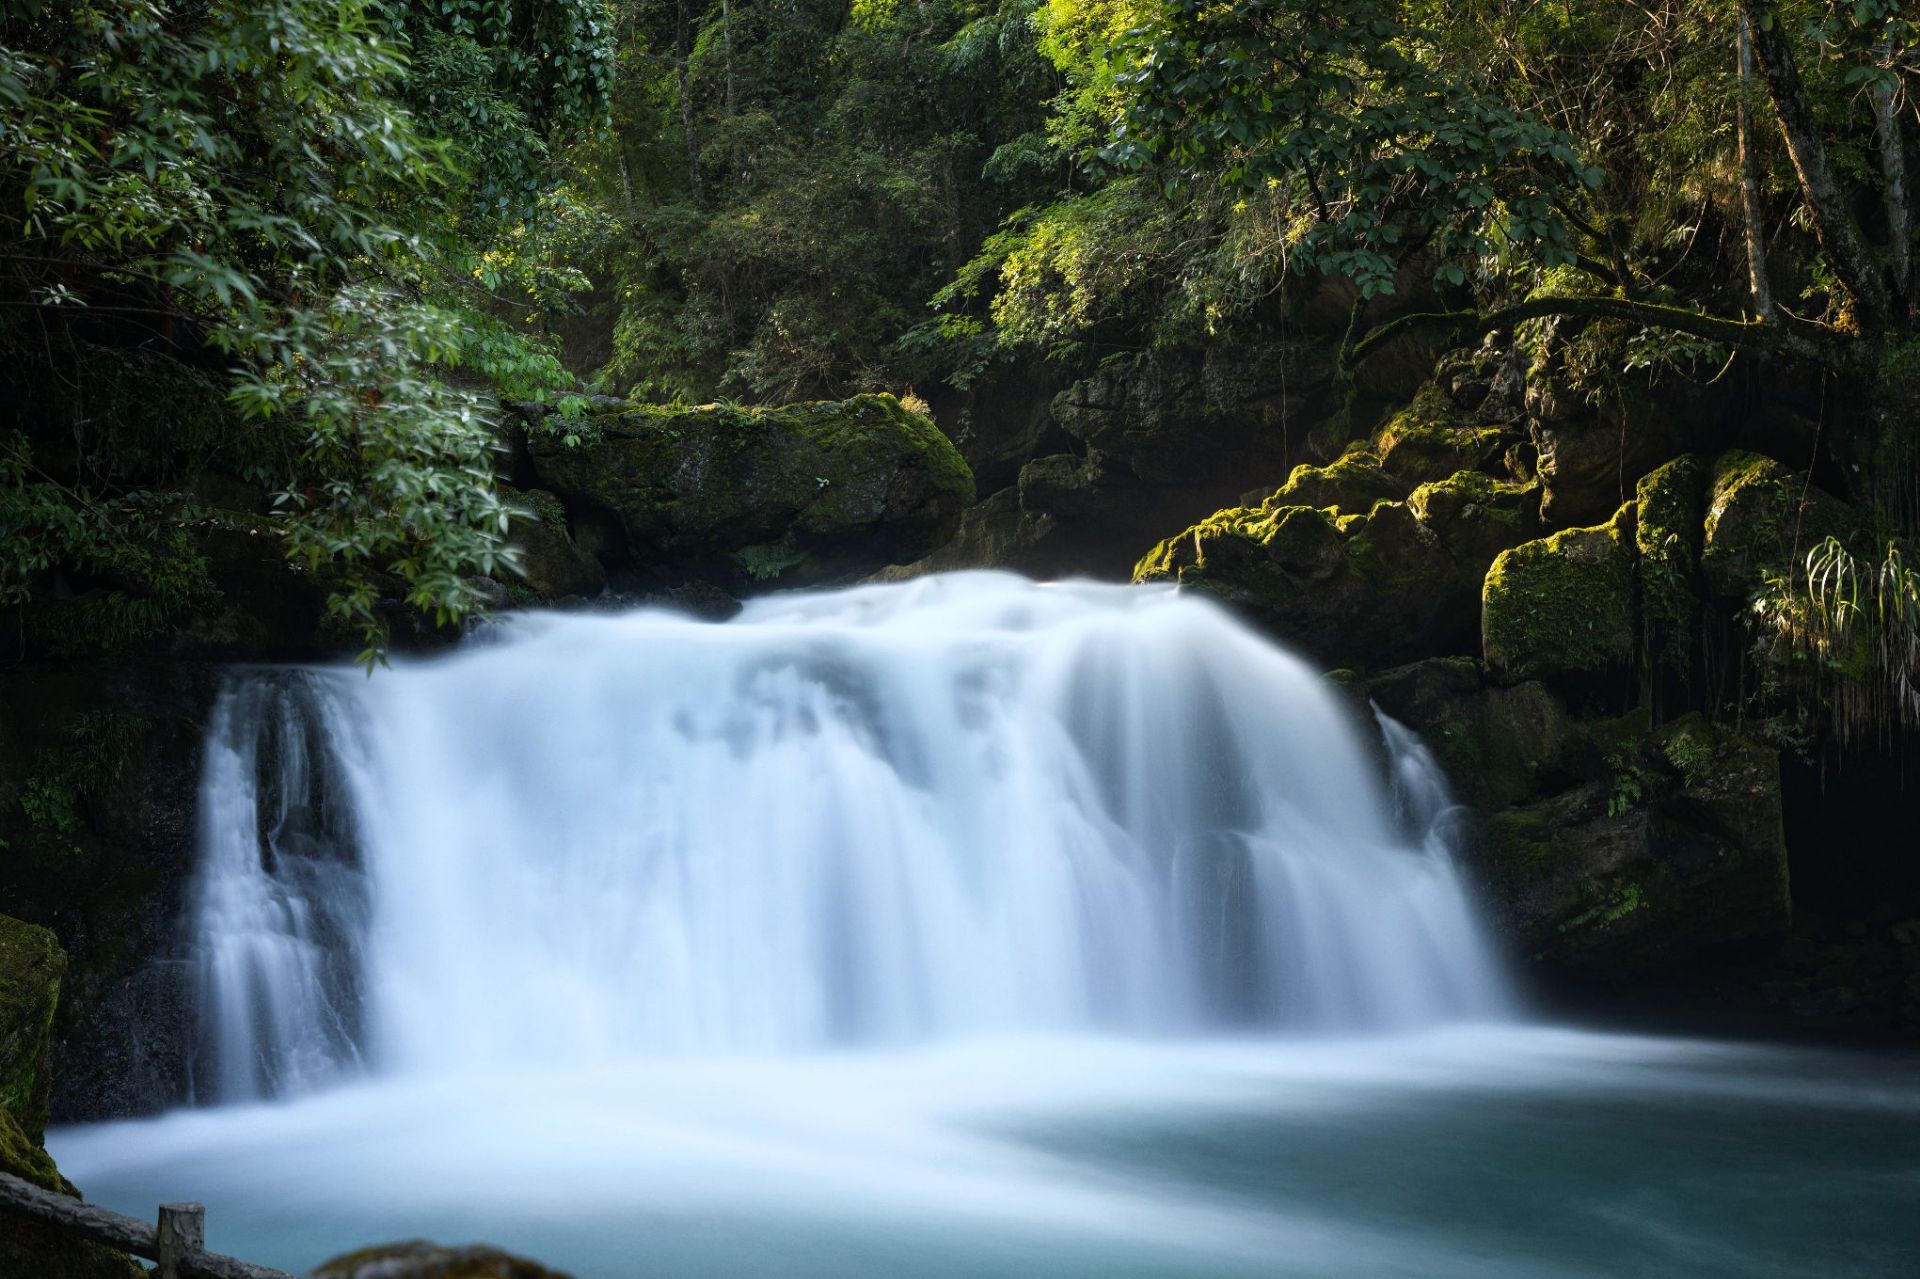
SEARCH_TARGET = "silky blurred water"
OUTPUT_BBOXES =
[186,572,1509,1099]
[51,1029,1920,1277]
[47,573,1920,1276]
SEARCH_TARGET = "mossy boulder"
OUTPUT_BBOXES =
[1472,718,1789,979]
[1634,455,1707,672]
[1135,498,1475,669]
[0,919,142,1279]
[0,913,63,1141]
[1136,465,1541,670]
[1259,444,1407,512]
[1482,503,1637,681]
[496,485,605,601]
[524,394,974,590]
[1375,386,1512,487]
[1407,470,1543,573]
[0,1108,144,1279]
[312,1240,573,1279]
[1700,450,1860,600]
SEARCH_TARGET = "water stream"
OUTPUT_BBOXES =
[48,573,1920,1277]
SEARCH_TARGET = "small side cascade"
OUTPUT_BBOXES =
[190,673,369,1102]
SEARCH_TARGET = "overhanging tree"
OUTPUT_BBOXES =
[1107,0,1916,372]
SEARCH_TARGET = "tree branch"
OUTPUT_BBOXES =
[1341,294,1840,372]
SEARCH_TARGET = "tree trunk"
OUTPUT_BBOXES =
[1870,56,1912,311]
[1737,15,1774,320]
[723,0,737,121]
[1740,1,1891,329]
[678,0,697,188]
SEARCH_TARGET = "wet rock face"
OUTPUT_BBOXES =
[1474,718,1790,979]
[0,663,210,1122]
[981,341,1346,578]
[0,913,63,1141]
[521,394,973,591]
[1361,662,1793,984]
[1050,342,1342,492]
[311,1240,574,1279]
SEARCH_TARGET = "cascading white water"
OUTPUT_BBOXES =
[190,572,1508,1098]
[192,675,368,1101]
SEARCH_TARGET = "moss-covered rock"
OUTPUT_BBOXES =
[1472,717,1789,979]
[312,1240,573,1279]
[1700,450,1859,600]
[1134,493,1478,669]
[496,485,605,601]
[0,914,62,1141]
[524,394,974,590]
[1482,503,1637,680]
[1375,386,1511,487]
[1407,470,1543,573]
[0,1107,144,1279]
[1136,462,1542,670]
[1259,444,1407,512]
[1634,455,1706,673]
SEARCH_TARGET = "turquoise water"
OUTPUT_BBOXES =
[51,1027,1920,1278]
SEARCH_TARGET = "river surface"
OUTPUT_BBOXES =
[50,1027,1920,1277]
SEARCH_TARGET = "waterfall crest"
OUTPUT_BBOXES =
[191,572,1508,1099]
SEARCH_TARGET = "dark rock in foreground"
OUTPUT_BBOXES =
[311,1240,573,1279]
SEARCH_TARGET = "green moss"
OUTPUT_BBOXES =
[1701,450,1858,600]
[1486,804,1558,875]
[1260,444,1405,513]
[735,543,809,582]
[1407,469,1539,531]
[1634,455,1706,674]
[1482,502,1638,679]
[0,914,63,1143]
[1375,385,1509,485]
[0,1106,144,1278]
[527,393,972,586]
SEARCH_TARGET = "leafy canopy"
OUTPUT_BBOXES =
[1,0,611,663]
[1105,0,1598,299]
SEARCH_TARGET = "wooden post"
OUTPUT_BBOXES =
[157,1202,205,1279]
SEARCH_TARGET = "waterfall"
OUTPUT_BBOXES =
[189,572,1509,1099]
[191,674,369,1102]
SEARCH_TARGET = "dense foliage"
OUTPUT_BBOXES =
[0,0,608,661]
[3,0,1916,695]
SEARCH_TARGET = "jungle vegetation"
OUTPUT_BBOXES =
[2,0,1916,669]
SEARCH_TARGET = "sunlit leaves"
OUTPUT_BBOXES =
[1105,0,1597,297]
